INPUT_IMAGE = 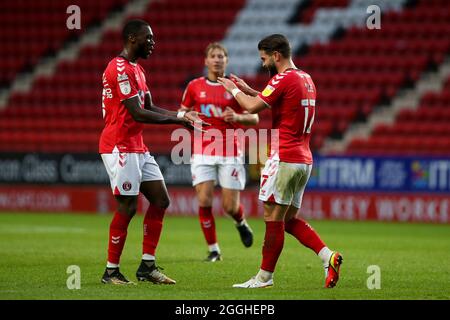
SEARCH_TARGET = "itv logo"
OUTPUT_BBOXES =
[200,104,223,117]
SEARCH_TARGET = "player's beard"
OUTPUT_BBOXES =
[264,57,278,78]
[267,64,278,78]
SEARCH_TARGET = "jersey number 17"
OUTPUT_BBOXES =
[301,75,315,134]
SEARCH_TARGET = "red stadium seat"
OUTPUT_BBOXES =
[1,0,246,153]
[3,0,449,156]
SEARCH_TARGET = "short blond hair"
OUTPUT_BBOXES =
[205,42,228,57]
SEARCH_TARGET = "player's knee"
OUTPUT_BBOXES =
[154,196,170,209]
[118,204,137,217]
[128,207,137,217]
[222,202,237,216]
[284,218,294,233]
[116,197,138,217]
[197,195,213,207]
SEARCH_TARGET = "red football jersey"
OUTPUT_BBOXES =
[181,77,244,157]
[258,69,316,164]
[99,56,149,154]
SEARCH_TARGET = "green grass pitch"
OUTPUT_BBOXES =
[0,212,449,300]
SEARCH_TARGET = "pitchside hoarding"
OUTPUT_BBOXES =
[0,186,447,223]
[0,153,191,185]
[308,156,450,193]
[1,153,450,192]
[0,153,449,223]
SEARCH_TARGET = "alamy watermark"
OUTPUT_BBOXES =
[366,5,381,29]
[170,128,280,164]
[66,5,81,30]
[366,265,381,289]
[66,265,81,289]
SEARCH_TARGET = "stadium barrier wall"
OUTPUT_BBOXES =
[0,186,448,224]
[2,153,450,192]
[1,153,449,223]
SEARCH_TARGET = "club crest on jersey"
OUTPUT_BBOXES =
[122,181,132,191]
[262,85,275,97]
[119,81,131,95]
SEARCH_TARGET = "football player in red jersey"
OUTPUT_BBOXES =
[218,34,343,288]
[179,43,258,262]
[99,19,206,285]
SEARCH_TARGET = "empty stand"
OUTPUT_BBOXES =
[345,0,450,155]
[298,0,449,152]
[0,0,127,88]
[0,0,449,156]
[0,0,245,153]
[348,77,450,156]
[295,0,349,24]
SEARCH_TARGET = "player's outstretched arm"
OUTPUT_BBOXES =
[222,107,259,125]
[230,73,259,97]
[125,96,182,124]
[144,92,209,126]
[144,92,178,116]
[124,96,208,132]
[123,96,206,132]
[217,77,267,114]
[178,105,191,112]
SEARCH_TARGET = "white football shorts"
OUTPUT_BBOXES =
[258,158,312,208]
[190,154,246,190]
[101,152,164,196]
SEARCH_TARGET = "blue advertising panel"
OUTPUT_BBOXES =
[308,156,450,193]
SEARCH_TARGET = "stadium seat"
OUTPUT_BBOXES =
[2,0,449,156]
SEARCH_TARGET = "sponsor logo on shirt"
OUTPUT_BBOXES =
[262,85,275,97]
[200,91,206,98]
[119,81,131,95]
[200,104,222,117]
[117,73,128,81]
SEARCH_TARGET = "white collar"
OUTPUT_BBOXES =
[205,78,222,86]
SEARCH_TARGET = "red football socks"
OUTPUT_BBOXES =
[260,221,285,272]
[199,206,217,245]
[108,211,132,265]
[231,204,244,223]
[142,204,166,256]
[285,217,326,254]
